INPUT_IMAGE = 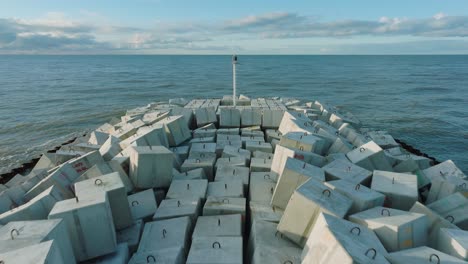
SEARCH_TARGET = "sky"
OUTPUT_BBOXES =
[1,0,468,54]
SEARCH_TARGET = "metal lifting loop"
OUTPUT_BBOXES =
[212,241,221,249]
[264,174,270,179]
[429,254,440,264]
[218,219,221,226]
[177,200,181,207]
[283,261,293,264]
[322,189,331,197]
[459,183,467,189]
[94,179,103,186]
[445,215,455,223]
[381,208,391,216]
[355,184,361,191]
[10,229,19,240]
[224,183,227,189]
[392,178,395,184]
[75,196,79,203]
[196,159,201,163]
[187,184,190,190]
[162,229,167,238]
[302,162,306,169]
[350,227,361,236]
[146,255,156,263]
[365,248,377,260]
[299,146,304,151]
[131,201,139,206]
[222,198,230,204]
[359,147,366,152]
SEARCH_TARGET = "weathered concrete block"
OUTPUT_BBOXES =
[138,217,191,255]
[181,157,216,181]
[302,213,389,264]
[371,170,418,210]
[387,246,466,264]
[346,141,393,171]
[250,158,272,172]
[195,107,218,127]
[437,228,468,260]
[157,115,191,146]
[249,201,284,224]
[0,240,65,264]
[277,180,352,246]
[427,193,468,230]
[207,180,244,198]
[220,108,241,128]
[241,108,262,127]
[153,198,201,227]
[203,196,246,217]
[349,206,428,252]
[48,193,117,261]
[74,172,132,230]
[172,168,207,181]
[280,132,331,155]
[128,246,185,264]
[116,220,144,254]
[325,180,385,215]
[249,172,277,204]
[245,141,272,153]
[272,157,325,209]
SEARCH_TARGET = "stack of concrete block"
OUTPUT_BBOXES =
[219,108,241,128]
[195,107,218,127]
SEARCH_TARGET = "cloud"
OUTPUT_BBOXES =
[1,11,468,54]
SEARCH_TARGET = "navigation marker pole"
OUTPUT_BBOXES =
[232,55,238,107]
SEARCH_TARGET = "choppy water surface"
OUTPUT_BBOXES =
[0,55,467,174]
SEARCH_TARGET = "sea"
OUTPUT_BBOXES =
[0,55,467,175]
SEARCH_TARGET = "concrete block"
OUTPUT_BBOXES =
[277,180,352,246]
[189,136,215,145]
[271,145,326,176]
[138,217,191,255]
[215,156,247,170]
[302,213,389,264]
[129,146,173,188]
[251,245,301,264]
[166,179,208,201]
[207,180,244,198]
[120,124,169,149]
[128,246,185,264]
[427,193,468,230]
[203,196,246,217]
[0,192,15,215]
[252,150,273,160]
[187,236,242,264]
[427,176,468,204]
[280,132,331,155]
[249,172,276,204]
[0,186,65,224]
[265,129,281,143]
[215,141,242,157]
[0,240,65,263]
[171,145,190,163]
[91,242,129,264]
[99,136,122,161]
[245,141,272,153]
[240,108,262,127]
[322,159,372,185]
[75,161,134,194]
[157,115,191,146]
[141,110,170,125]
[217,128,240,135]
[190,143,217,156]
[250,158,272,172]
[262,109,285,129]
[67,150,105,175]
[421,160,468,187]
[25,163,79,201]
[172,168,207,181]
[192,214,242,238]
[349,206,428,252]
[272,157,325,209]
[387,246,466,264]
[74,172,133,230]
[241,129,263,137]
[437,228,468,260]
[248,220,300,263]
[222,146,251,163]
[327,137,354,154]
[410,202,460,248]
[215,165,250,190]
[181,157,216,181]
[346,141,393,171]
[0,219,75,262]
[195,107,218,127]
[217,134,241,142]
[127,189,157,221]
[249,202,284,224]
[371,170,418,210]
[220,108,241,128]
[116,220,143,254]
[48,193,117,261]
[328,178,385,213]
[153,198,201,227]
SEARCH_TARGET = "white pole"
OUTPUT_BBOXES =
[232,55,237,107]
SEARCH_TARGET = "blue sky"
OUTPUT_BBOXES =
[1,0,468,54]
